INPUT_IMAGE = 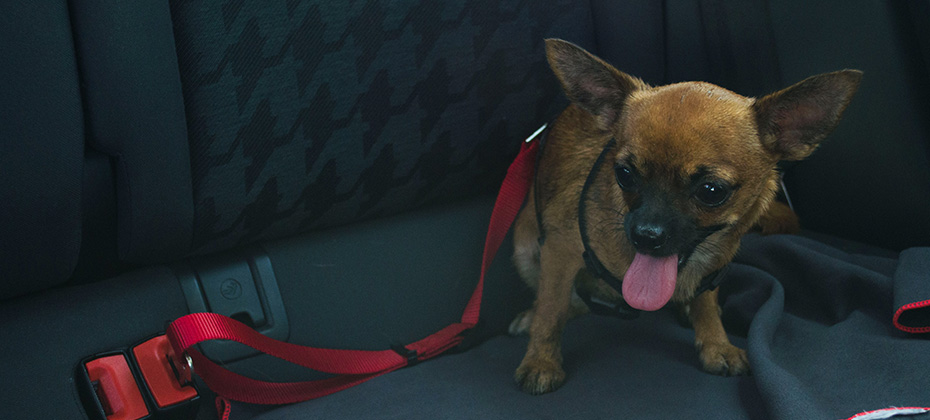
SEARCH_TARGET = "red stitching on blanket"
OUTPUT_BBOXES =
[893,299,930,334]
[843,406,930,420]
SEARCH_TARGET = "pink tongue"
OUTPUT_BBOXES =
[622,253,678,311]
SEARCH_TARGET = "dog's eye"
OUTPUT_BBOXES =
[614,165,636,190]
[695,182,730,207]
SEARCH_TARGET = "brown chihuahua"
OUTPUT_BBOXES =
[510,39,861,394]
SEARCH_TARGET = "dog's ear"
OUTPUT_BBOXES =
[753,70,863,161]
[545,38,644,130]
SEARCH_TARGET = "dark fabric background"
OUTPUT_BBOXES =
[0,2,84,299]
[69,0,194,264]
[169,0,596,255]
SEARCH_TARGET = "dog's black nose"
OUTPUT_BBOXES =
[630,224,668,251]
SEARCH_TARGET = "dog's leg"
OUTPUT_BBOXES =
[508,191,591,337]
[754,200,800,235]
[514,242,581,394]
[510,295,589,335]
[510,195,542,336]
[509,309,536,336]
[689,288,750,376]
[510,290,589,336]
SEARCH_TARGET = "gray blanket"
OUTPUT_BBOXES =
[238,234,929,419]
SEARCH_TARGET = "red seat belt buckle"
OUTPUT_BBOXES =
[78,335,200,420]
[132,335,198,409]
[79,353,150,420]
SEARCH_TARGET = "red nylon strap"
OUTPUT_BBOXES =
[167,312,404,375]
[166,139,539,406]
[462,139,539,324]
[216,397,231,420]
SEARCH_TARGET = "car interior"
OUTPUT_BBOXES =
[1,1,929,419]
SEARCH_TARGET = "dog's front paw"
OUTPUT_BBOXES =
[515,357,566,394]
[697,342,750,376]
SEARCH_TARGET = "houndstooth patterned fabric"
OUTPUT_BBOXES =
[170,0,594,254]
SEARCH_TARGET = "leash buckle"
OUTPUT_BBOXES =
[391,345,419,367]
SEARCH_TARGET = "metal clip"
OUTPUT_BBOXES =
[525,123,548,143]
[167,351,194,386]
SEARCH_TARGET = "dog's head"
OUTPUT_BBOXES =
[545,39,861,309]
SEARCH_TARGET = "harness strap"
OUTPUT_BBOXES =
[575,138,640,318]
[574,138,729,319]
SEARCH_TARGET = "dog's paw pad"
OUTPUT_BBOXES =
[514,358,566,395]
[508,310,534,336]
[698,342,750,376]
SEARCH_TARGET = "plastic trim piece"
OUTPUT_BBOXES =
[174,246,289,363]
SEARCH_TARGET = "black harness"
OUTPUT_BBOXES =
[533,128,729,320]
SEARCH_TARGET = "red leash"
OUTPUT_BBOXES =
[166,137,540,408]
